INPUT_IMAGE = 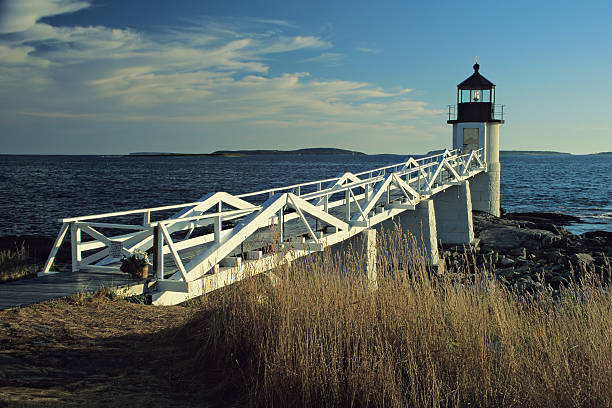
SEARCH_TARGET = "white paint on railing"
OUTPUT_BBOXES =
[40,148,486,302]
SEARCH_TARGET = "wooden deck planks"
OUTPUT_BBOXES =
[0,271,135,310]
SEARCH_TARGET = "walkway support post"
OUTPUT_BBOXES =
[325,228,378,291]
[380,199,440,266]
[433,180,474,244]
[364,228,378,291]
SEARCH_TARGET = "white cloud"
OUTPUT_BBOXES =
[355,46,381,54]
[300,52,344,66]
[0,0,90,33]
[0,4,442,153]
[0,44,49,66]
[259,36,331,53]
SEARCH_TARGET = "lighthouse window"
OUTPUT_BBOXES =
[462,128,479,152]
[482,89,491,102]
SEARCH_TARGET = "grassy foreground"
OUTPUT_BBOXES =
[1,228,610,407]
[179,231,612,408]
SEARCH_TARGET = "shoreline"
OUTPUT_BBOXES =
[440,211,611,295]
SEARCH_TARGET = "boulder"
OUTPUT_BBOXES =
[510,247,526,258]
[573,253,595,265]
[505,212,581,225]
[479,225,557,251]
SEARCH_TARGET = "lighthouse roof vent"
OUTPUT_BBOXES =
[457,63,495,90]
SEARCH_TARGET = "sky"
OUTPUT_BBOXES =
[0,0,611,155]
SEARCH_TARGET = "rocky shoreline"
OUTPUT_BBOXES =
[441,211,611,294]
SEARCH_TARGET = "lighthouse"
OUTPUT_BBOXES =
[448,63,504,217]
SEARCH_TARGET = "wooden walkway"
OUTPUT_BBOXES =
[0,271,134,310]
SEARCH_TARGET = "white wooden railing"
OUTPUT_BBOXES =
[41,148,485,295]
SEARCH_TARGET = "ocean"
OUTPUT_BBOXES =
[0,153,610,238]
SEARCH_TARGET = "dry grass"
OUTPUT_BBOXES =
[180,226,612,408]
[0,242,35,283]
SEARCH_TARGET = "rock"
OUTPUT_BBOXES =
[459,211,609,293]
[515,265,531,275]
[510,247,526,258]
[505,212,581,225]
[495,267,515,279]
[549,275,569,289]
[573,253,595,265]
[479,226,557,251]
[514,258,528,267]
[581,230,612,242]
[551,264,563,273]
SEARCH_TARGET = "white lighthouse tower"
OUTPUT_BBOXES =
[448,63,504,217]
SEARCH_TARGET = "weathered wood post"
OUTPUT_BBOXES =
[70,221,81,272]
[153,225,164,280]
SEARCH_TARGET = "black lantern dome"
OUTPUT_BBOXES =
[448,63,503,123]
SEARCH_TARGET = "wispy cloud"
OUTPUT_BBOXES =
[0,0,90,33]
[355,46,381,54]
[300,52,344,66]
[0,0,443,153]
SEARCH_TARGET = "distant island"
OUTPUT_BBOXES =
[128,149,610,158]
[500,150,572,156]
[128,148,365,157]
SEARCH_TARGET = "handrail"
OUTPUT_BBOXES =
[61,149,463,222]
[41,148,486,277]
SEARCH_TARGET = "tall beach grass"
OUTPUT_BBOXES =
[0,242,35,282]
[177,226,611,407]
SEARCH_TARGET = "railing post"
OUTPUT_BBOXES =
[214,202,222,243]
[70,221,81,272]
[154,225,164,280]
[143,210,150,225]
[279,206,284,243]
[41,223,69,274]
[345,189,351,220]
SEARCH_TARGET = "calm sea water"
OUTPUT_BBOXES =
[0,153,610,238]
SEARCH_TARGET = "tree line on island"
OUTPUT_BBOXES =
[127,149,611,157]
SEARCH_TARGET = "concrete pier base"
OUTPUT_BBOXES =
[471,163,500,217]
[326,228,378,290]
[434,180,474,244]
[378,199,440,266]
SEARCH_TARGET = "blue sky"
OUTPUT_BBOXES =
[1,0,611,155]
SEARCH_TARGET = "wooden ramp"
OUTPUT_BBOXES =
[0,272,134,310]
